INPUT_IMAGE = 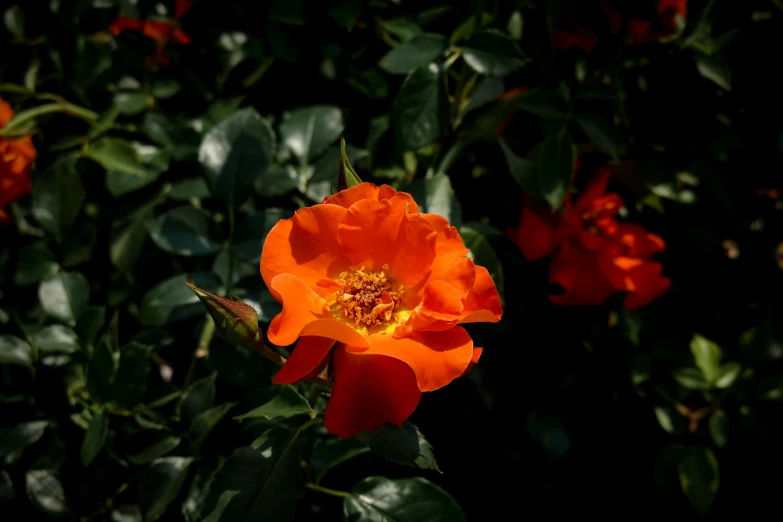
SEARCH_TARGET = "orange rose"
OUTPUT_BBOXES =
[0,98,36,225]
[110,0,194,66]
[510,167,670,309]
[260,183,503,438]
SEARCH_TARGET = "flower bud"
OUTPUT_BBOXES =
[185,275,260,349]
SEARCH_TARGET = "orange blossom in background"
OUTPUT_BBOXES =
[110,0,194,66]
[510,167,670,310]
[260,183,503,438]
[0,98,36,225]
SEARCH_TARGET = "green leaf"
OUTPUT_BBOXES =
[30,325,80,354]
[311,438,369,482]
[379,33,448,75]
[4,5,25,39]
[279,105,344,165]
[235,386,313,421]
[188,402,236,451]
[152,79,181,99]
[709,414,728,448]
[114,92,149,115]
[127,437,182,465]
[507,10,523,40]
[673,368,710,390]
[0,421,48,457]
[38,271,90,326]
[254,164,299,198]
[139,272,221,326]
[106,143,170,197]
[26,470,69,516]
[14,242,59,286]
[0,470,14,504]
[513,88,570,119]
[113,342,153,410]
[233,208,294,264]
[76,306,105,350]
[690,334,722,385]
[306,143,369,201]
[140,457,194,522]
[80,410,109,466]
[696,54,731,91]
[86,137,147,177]
[538,131,574,210]
[678,445,719,516]
[401,173,461,226]
[179,373,217,429]
[87,320,118,402]
[714,362,742,389]
[169,178,211,200]
[199,107,276,205]
[460,224,504,294]
[654,406,675,434]
[575,112,621,158]
[449,13,493,44]
[200,427,307,522]
[379,19,422,43]
[461,29,528,77]
[499,138,536,193]
[32,155,85,242]
[395,64,448,151]
[182,467,214,522]
[338,136,363,189]
[147,206,222,257]
[344,477,464,522]
[354,421,440,472]
[0,335,33,367]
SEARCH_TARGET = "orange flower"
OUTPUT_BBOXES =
[0,98,36,225]
[110,0,194,66]
[554,0,687,53]
[260,183,503,438]
[552,14,599,54]
[510,167,670,309]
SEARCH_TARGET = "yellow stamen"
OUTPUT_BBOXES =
[335,266,405,327]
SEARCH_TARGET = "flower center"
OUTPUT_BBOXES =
[335,265,405,327]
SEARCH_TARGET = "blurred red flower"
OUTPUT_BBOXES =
[110,0,194,66]
[510,167,670,309]
[553,0,687,52]
[0,98,36,225]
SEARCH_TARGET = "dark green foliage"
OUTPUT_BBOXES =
[1,1,782,521]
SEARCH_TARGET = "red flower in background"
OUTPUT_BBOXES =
[510,167,670,309]
[0,98,36,225]
[110,0,194,66]
[553,0,687,52]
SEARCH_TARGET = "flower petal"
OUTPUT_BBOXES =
[459,347,483,378]
[511,198,561,261]
[267,273,367,347]
[549,244,618,306]
[323,182,419,213]
[261,204,350,299]
[324,348,421,438]
[573,167,612,212]
[350,326,474,392]
[272,336,335,384]
[337,197,436,287]
[460,266,503,324]
[614,223,666,258]
[605,257,671,310]
[421,214,475,295]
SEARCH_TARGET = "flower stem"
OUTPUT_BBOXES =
[183,316,215,388]
[305,483,349,498]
